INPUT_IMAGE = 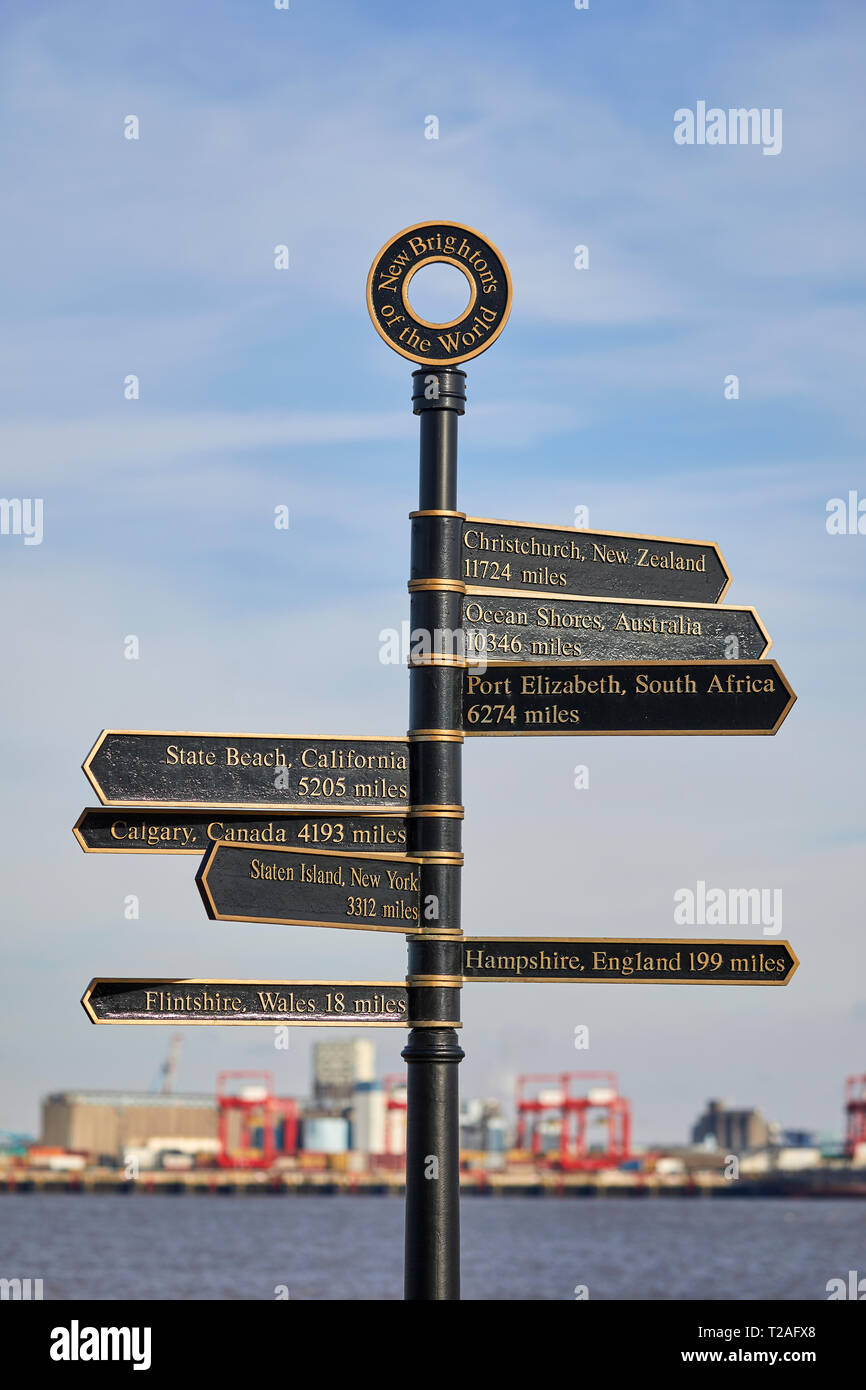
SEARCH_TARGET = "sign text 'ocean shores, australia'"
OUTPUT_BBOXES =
[83,732,409,810]
[462,589,769,662]
[82,979,409,1025]
[463,660,795,735]
[74,808,408,854]
[197,842,424,934]
[462,939,799,984]
[461,517,730,603]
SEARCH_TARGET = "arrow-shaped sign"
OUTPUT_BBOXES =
[82,979,409,1024]
[458,516,730,603]
[73,808,409,854]
[462,938,799,984]
[197,842,427,934]
[82,732,410,810]
[462,589,770,662]
[463,660,795,735]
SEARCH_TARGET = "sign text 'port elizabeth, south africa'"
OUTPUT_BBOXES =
[462,661,794,735]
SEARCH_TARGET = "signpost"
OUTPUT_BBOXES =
[82,979,409,1025]
[76,219,799,1304]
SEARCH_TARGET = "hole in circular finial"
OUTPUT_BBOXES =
[404,261,473,326]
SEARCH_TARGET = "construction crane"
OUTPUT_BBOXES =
[151,1034,183,1094]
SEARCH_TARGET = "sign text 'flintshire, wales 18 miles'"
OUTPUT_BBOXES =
[462,939,799,984]
[197,843,424,935]
[461,517,730,604]
[462,589,769,662]
[463,660,796,735]
[82,979,409,1025]
[83,733,409,810]
[73,808,408,854]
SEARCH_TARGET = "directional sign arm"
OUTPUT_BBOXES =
[462,660,796,736]
[461,517,732,603]
[196,841,429,935]
[82,979,410,1025]
[461,939,799,984]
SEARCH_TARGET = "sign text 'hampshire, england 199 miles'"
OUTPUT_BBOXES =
[462,939,799,984]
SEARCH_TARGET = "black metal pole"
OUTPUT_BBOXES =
[403,368,466,1300]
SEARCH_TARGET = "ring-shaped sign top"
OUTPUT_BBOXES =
[366,221,512,366]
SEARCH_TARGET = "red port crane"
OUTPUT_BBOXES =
[383,1074,408,1159]
[845,1074,866,1157]
[515,1071,631,1171]
[217,1071,298,1169]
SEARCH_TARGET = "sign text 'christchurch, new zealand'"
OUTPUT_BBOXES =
[461,517,730,603]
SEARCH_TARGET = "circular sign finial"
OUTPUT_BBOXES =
[366,221,512,367]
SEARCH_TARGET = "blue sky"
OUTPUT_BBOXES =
[1,0,864,1143]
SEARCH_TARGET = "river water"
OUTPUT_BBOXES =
[1,1195,863,1300]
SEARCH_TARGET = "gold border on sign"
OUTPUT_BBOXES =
[461,938,799,984]
[81,979,410,1025]
[462,515,732,601]
[401,255,478,330]
[198,841,426,935]
[366,221,513,367]
[72,807,410,855]
[407,807,464,818]
[82,730,410,810]
[463,587,771,655]
[462,659,796,737]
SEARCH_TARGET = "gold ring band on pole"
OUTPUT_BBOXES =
[408,730,464,741]
[409,509,466,520]
[408,579,467,594]
[407,975,464,987]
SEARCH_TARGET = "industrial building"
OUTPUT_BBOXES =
[41,1090,217,1162]
[691,1098,772,1151]
[312,1039,376,1104]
